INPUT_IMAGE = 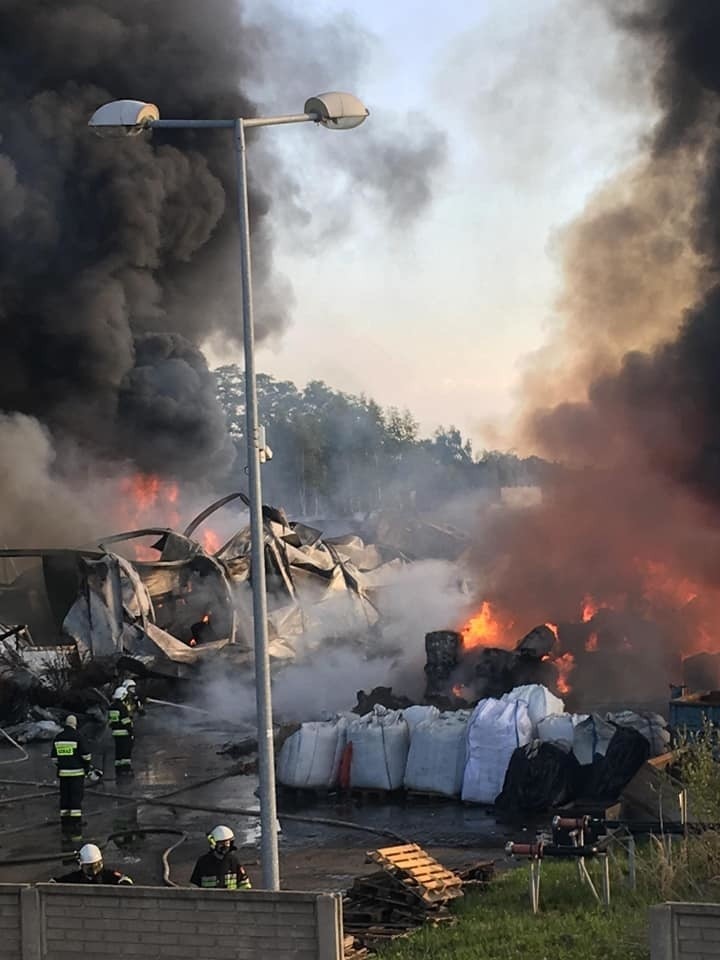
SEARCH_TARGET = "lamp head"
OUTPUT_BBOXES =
[304,92,369,130]
[88,100,160,138]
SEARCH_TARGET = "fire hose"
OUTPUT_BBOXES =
[0,827,187,887]
[0,769,411,845]
[0,727,29,764]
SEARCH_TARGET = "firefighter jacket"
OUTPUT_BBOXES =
[50,725,92,778]
[190,851,252,890]
[52,868,133,885]
[108,699,133,738]
[126,692,145,717]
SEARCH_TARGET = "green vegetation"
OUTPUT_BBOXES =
[378,737,720,960]
[214,366,551,515]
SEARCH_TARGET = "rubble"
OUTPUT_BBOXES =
[0,492,408,685]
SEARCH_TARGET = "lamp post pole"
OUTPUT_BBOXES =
[89,94,369,891]
[233,116,279,890]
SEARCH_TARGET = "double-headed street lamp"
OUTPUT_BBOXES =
[89,92,369,890]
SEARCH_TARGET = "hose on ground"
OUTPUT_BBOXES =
[0,728,29,764]
[0,772,410,844]
[0,827,187,887]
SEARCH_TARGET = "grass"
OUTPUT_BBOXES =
[377,857,652,960]
[377,733,720,960]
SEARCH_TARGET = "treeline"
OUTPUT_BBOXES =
[215,366,551,517]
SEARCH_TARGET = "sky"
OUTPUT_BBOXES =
[206,0,656,451]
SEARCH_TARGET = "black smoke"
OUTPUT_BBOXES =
[0,0,447,481]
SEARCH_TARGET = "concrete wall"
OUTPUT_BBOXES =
[0,886,22,960]
[651,902,720,960]
[0,883,343,960]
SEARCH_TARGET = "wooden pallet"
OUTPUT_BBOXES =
[366,844,464,903]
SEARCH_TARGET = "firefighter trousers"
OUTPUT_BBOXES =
[113,734,133,774]
[59,776,84,839]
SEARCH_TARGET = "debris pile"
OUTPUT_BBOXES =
[0,492,409,686]
[342,844,463,954]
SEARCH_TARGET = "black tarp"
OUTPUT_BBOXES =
[495,740,581,815]
[576,725,650,802]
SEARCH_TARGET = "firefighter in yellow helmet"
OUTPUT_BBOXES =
[190,826,251,890]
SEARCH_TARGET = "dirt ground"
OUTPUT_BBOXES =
[0,709,520,891]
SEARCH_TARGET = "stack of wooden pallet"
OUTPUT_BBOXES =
[342,844,463,954]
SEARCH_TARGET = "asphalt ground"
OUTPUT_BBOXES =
[0,707,517,890]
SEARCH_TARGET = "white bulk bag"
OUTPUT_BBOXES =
[276,717,347,788]
[404,710,470,797]
[605,711,671,757]
[502,684,565,730]
[402,704,440,735]
[572,714,616,766]
[348,705,410,791]
[536,713,576,748]
[461,698,533,805]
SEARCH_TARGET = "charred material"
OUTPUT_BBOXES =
[424,631,461,699]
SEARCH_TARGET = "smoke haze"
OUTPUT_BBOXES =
[470,2,720,685]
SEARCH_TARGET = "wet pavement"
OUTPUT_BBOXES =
[0,708,519,891]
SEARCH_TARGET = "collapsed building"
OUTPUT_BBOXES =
[0,492,409,696]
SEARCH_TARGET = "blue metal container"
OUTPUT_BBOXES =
[669,688,720,734]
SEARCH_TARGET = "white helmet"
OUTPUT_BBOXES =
[122,679,137,690]
[209,824,235,856]
[113,686,128,700]
[79,843,103,876]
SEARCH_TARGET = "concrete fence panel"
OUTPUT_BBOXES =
[650,902,720,960]
[0,883,344,960]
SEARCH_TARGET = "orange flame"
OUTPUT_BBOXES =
[581,595,600,623]
[554,652,575,695]
[460,601,514,650]
[544,622,559,645]
[585,631,598,653]
[201,528,221,555]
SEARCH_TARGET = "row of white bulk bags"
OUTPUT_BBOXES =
[404,710,471,797]
[537,712,588,749]
[348,705,410,791]
[276,717,348,789]
[502,684,565,730]
[461,698,533,804]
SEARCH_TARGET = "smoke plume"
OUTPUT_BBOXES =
[0,0,447,486]
[474,2,720,688]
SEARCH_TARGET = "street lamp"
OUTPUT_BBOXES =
[89,92,369,890]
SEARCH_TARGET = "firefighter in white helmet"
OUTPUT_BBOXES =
[121,678,145,717]
[52,843,133,885]
[190,826,251,890]
[108,686,134,777]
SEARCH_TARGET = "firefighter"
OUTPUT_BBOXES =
[52,843,133,885]
[122,678,144,717]
[50,715,92,841]
[108,686,134,777]
[190,825,252,890]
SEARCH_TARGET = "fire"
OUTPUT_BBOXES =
[544,622,559,645]
[452,684,464,698]
[460,601,514,650]
[201,528,221,555]
[116,472,182,560]
[554,652,575,695]
[585,631,598,652]
[118,472,181,529]
[581,595,600,622]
